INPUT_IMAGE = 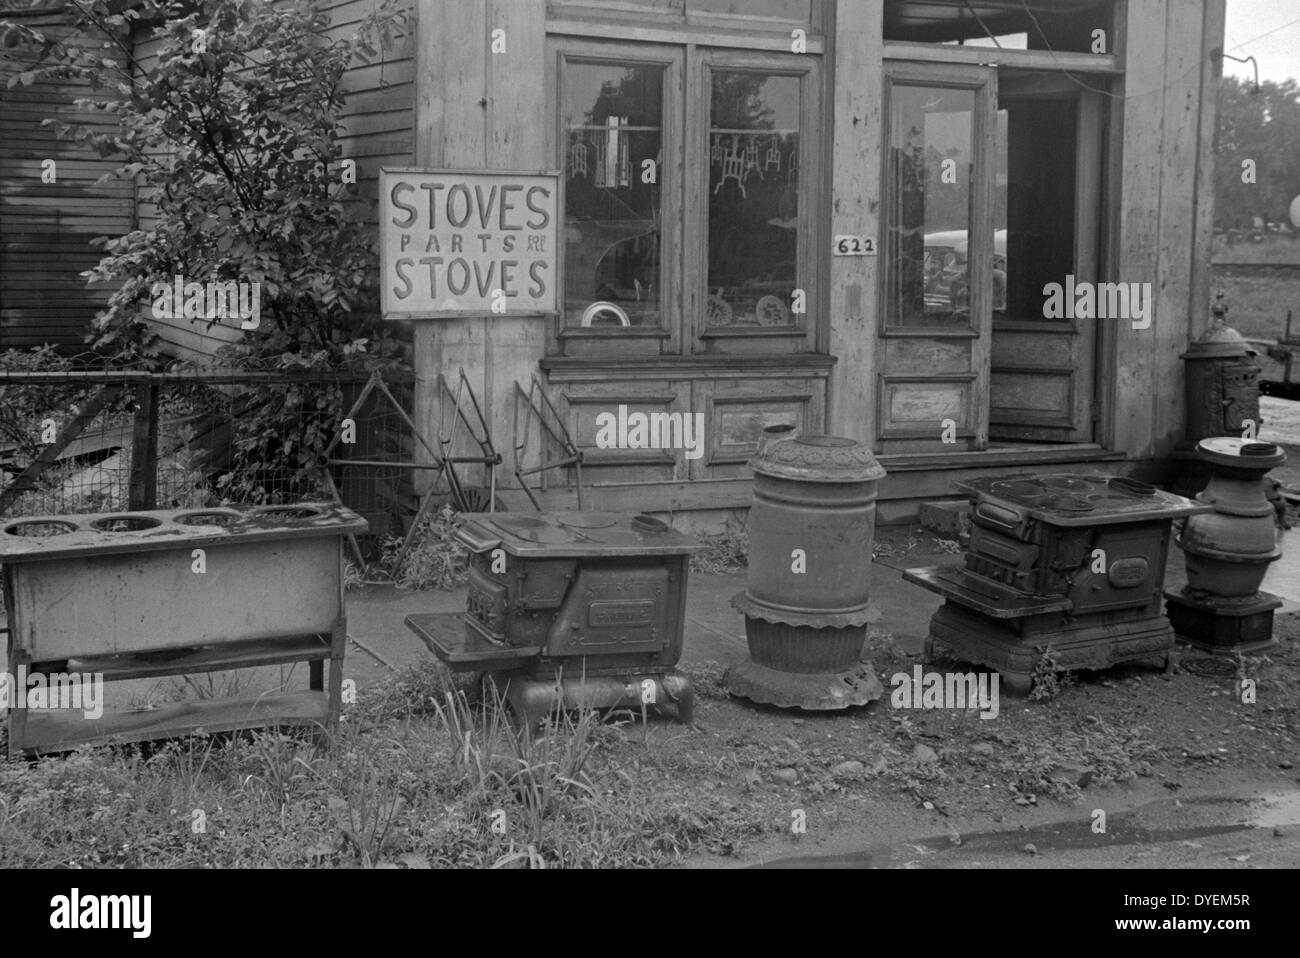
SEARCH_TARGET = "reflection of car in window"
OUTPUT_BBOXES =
[924,229,1007,318]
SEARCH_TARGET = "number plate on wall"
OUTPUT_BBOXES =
[833,235,876,256]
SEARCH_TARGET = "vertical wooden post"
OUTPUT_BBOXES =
[827,1,884,446]
[411,0,548,499]
[129,379,159,511]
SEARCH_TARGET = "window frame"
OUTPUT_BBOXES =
[547,0,826,37]
[545,36,823,360]
[879,61,997,340]
[689,48,822,353]
[548,40,686,357]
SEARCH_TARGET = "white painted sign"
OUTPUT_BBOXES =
[379,168,559,319]
[833,234,876,256]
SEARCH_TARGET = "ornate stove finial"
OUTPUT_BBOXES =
[1211,288,1229,327]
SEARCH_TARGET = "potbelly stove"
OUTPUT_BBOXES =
[904,475,1210,693]
[1166,438,1287,653]
[407,512,701,724]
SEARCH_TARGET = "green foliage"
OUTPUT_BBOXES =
[1029,646,1075,701]
[6,0,409,362]
[0,347,87,460]
[1216,76,1300,230]
[3,1,413,503]
[380,505,468,591]
[690,521,749,574]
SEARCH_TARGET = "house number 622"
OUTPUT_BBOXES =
[833,235,876,256]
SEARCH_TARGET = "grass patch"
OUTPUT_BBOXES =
[0,664,763,868]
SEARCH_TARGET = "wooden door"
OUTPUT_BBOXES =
[877,62,997,454]
[989,81,1104,442]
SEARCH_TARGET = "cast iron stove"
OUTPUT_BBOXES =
[406,512,701,724]
[904,474,1210,693]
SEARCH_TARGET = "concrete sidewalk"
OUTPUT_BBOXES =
[342,558,941,687]
[343,526,1300,688]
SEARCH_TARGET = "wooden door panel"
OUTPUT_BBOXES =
[692,376,823,479]
[989,368,1074,430]
[877,62,995,455]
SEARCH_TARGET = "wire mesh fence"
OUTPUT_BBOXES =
[0,350,417,558]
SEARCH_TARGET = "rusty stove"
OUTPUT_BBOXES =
[407,512,701,724]
[904,474,1209,693]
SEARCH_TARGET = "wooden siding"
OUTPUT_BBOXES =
[132,0,416,362]
[0,2,133,352]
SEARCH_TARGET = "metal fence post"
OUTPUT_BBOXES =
[129,379,159,510]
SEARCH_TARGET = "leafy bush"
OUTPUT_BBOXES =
[4,0,413,501]
[380,505,469,591]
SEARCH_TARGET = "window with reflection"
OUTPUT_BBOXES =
[706,71,801,329]
[885,84,976,328]
[561,61,665,329]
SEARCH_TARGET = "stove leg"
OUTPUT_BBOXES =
[923,634,937,662]
[1164,647,1177,676]
[675,687,696,726]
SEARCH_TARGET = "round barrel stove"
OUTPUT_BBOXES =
[726,434,886,710]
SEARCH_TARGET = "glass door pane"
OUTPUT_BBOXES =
[705,70,802,330]
[885,83,977,329]
[561,60,666,330]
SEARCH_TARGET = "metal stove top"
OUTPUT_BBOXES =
[457,512,701,557]
[956,474,1208,526]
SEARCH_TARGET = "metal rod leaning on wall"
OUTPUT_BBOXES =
[512,375,584,511]
[436,368,501,515]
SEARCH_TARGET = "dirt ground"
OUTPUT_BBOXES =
[638,605,1298,867]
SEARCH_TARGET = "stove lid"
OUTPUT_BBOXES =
[956,474,1209,526]
[457,512,702,557]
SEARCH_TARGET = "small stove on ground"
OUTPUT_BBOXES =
[904,474,1209,693]
[407,512,701,725]
[1166,438,1287,654]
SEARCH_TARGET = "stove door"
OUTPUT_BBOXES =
[546,562,675,656]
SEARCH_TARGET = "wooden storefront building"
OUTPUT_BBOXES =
[400,0,1225,527]
[2,0,1229,527]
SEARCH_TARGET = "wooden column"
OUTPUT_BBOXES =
[826,0,884,446]
[1116,0,1221,462]
[412,0,547,493]
[1114,0,1168,461]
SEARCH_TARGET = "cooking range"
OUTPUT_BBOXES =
[406,511,700,724]
[904,474,1210,693]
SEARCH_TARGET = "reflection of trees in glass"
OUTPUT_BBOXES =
[891,132,928,324]
[707,73,798,324]
[711,72,777,131]
[564,63,663,326]
[889,104,972,325]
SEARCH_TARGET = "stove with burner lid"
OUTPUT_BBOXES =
[904,474,1210,693]
[406,512,701,724]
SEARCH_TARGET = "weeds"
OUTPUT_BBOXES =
[379,505,468,590]
[1029,646,1075,701]
[690,520,749,574]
